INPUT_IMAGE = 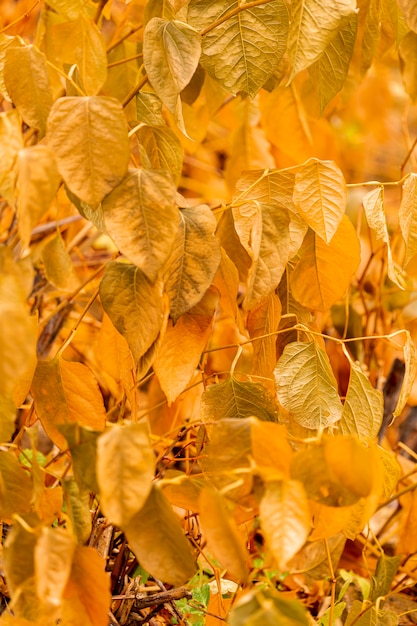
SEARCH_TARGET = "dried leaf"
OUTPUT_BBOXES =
[339,362,383,441]
[202,376,279,422]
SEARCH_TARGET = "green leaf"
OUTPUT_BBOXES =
[288,0,356,81]
[393,331,417,418]
[96,423,155,528]
[345,600,398,626]
[290,217,361,312]
[369,553,401,602]
[124,485,196,587]
[228,588,309,626]
[202,376,279,422]
[339,362,383,441]
[0,452,33,518]
[44,14,107,95]
[293,158,346,243]
[309,13,358,114]
[46,96,130,208]
[399,173,417,267]
[103,169,178,282]
[135,125,184,185]
[4,45,53,135]
[188,0,289,97]
[99,261,165,361]
[163,205,221,322]
[260,480,310,570]
[143,18,201,113]
[62,478,92,545]
[232,202,291,310]
[16,145,61,248]
[275,341,342,430]
[362,186,406,288]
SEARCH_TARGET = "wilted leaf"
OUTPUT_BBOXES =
[103,169,178,282]
[399,173,417,267]
[288,0,356,80]
[290,217,361,312]
[99,261,165,361]
[34,527,75,607]
[96,422,155,527]
[135,125,184,185]
[163,205,221,322]
[46,96,130,207]
[17,145,61,248]
[199,488,248,583]
[202,376,279,422]
[188,0,289,97]
[275,341,342,430]
[31,355,106,449]
[293,158,346,243]
[143,18,201,113]
[260,480,310,570]
[393,331,417,418]
[339,362,383,440]
[124,486,196,586]
[309,13,358,114]
[4,45,52,135]
[154,287,218,403]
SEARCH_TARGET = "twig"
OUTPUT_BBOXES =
[135,587,192,610]
[0,0,40,33]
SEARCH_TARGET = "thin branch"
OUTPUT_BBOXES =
[107,24,143,54]
[122,74,148,108]
[108,53,143,69]
[0,0,40,34]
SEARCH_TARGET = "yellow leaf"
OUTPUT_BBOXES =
[393,331,417,418]
[31,355,106,449]
[96,422,154,527]
[0,34,23,101]
[188,0,289,97]
[399,173,417,267]
[42,233,79,291]
[359,0,381,75]
[154,287,218,404]
[17,145,61,248]
[4,45,52,135]
[124,485,196,586]
[161,470,209,512]
[102,169,178,282]
[275,341,342,430]
[46,96,129,207]
[199,488,249,583]
[135,125,184,185]
[63,546,110,626]
[288,0,356,80]
[99,261,165,362]
[260,480,310,570]
[34,486,63,526]
[163,205,221,322]
[247,293,282,386]
[34,527,75,608]
[202,376,279,422]
[251,421,293,479]
[339,361,383,440]
[324,436,377,498]
[0,452,32,518]
[293,158,346,243]
[212,249,239,319]
[0,109,22,205]
[399,31,417,101]
[143,18,201,113]
[309,501,357,540]
[290,215,361,312]
[62,479,92,545]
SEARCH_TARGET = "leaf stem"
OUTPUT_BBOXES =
[107,23,143,54]
[324,537,336,626]
[121,73,148,108]
[107,52,143,68]
[55,287,100,357]
[0,0,40,34]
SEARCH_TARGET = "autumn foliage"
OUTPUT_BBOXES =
[2,0,417,624]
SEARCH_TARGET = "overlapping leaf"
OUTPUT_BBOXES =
[163,205,221,322]
[46,96,130,207]
[135,125,184,185]
[399,173,417,267]
[102,169,179,282]
[339,362,383,441]
[393,331,417,418]
[275,341,342,430]
[0,109,22,205]
[188,0,289,97]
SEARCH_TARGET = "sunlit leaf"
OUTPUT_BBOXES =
[103,169,178,282]
[290,217,361,312]
[360,0,382,75]
[34,527,75,607]
[163,205,221,322]
[399,173,417,267]
[16,145,61,248]
[42,232,79,291]
[293,158,346,243]
[136,92,165,125]
[260,479,310,570]
[288,0,356,80]
[399,31,417,102]
[154,287,218,404]
[339,362,383,441]
[188,0,289,97]
[124,486,196,586]
[135,125,184,185]
[309,13,358,114]
[143,18,201,113]
[247,293,282,385]
[398,0,417,32]
[0,452,32,518]
[96,423,154,527]
[31,355,106,449]
[0,35,23,102]
[4,45,52,135]
[0,108,23,205]
[202,376,279,422]
[275,341,342,430]
[199,488,248,583]
[46,96,130,207]
[44,14,107,95]
[99,261,165,361]
[393,331,417,418]
[362,186,405,288]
